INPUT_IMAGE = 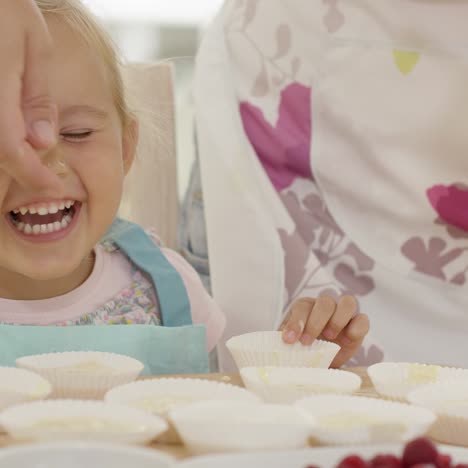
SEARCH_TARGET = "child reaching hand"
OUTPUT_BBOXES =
[281,296,369,368]
[0,0,227,374]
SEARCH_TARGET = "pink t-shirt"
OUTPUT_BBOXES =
[0,241,226,352]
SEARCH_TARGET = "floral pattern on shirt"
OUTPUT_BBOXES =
[57,268,161,326]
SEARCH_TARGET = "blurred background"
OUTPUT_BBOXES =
[84,0,225,199]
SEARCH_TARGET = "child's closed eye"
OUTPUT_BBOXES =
[61,130,93,142]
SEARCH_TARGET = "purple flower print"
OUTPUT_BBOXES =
[401,236,464,280]
[240,82,312,191]
[347,344,384,367]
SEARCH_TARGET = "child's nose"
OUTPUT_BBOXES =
[41,146,68,177]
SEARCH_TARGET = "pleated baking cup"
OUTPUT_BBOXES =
[367,362,468,401]
[0,400,168,445]
[0,367,51,411]
[240,367,361,403]
[226,331,340,370]
[295,394,436,445]
[408,380,468,447]
[169,400,316,454]
[105,377,260,443]
[16,351,144,399]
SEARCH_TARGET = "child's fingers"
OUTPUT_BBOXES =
[330,313,370,368]
[281,298,315,344]
[300,296,336,345]
[321,295,358,341]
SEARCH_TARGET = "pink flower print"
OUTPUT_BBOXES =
[137,294,151,307]
[121,289,133,298]
[427,184,468,232]
[240,82,312,191]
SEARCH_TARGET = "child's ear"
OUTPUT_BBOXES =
[122,118,139,175]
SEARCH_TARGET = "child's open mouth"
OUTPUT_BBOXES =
[8,200,80,237]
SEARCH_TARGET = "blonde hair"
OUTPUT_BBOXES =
[35,0,132,126]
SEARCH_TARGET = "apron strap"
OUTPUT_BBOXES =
[105,218,193,327]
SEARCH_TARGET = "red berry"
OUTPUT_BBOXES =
[436,454,452,468]
[370,454,402,468]
[305,466,320,468]
[337,455,368,468]
[402,438,439,467]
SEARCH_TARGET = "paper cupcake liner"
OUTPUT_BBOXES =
[105,378,260,444]
[0,442,174,468]
[0,367,51,411]
[367,362,468,401]
[169,400,315,454]
[240,367,361,403]
[17,352,144,399]
[0,400,167,445]
[408,380,468,447]
[295,394,436,446]
[226,331,340,370]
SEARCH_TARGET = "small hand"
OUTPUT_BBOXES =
[280,295,369,368]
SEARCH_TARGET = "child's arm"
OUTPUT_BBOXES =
[280,296,369,368]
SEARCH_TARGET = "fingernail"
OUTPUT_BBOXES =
[33,120,56,146]
[323,329,335,340]
[284,330,296,343]
[300,333,313,345]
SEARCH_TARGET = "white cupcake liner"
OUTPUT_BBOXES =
[169,400,316,454]
[240,367,361,403]
[105,378,260,443]
[16,352,144,399]
[0,400,168,445]
[226,331,340,370]
[295,394,436,445]
[408,380,468,447]
[0,367,51,411]
[0,442,174,468]
[368,362,468,401]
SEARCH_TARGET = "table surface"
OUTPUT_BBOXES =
[0,367,376,460]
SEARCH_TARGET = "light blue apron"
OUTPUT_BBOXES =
[0,219,209,375]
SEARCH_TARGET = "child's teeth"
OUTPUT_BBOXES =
[11,201,77,236]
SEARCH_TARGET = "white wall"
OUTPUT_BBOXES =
[83,0,224,199]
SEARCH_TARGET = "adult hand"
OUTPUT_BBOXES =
[0,0,62,190]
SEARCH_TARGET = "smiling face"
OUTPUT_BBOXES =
[0,14,136,298]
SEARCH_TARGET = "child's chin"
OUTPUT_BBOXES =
[22,257,89,283]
